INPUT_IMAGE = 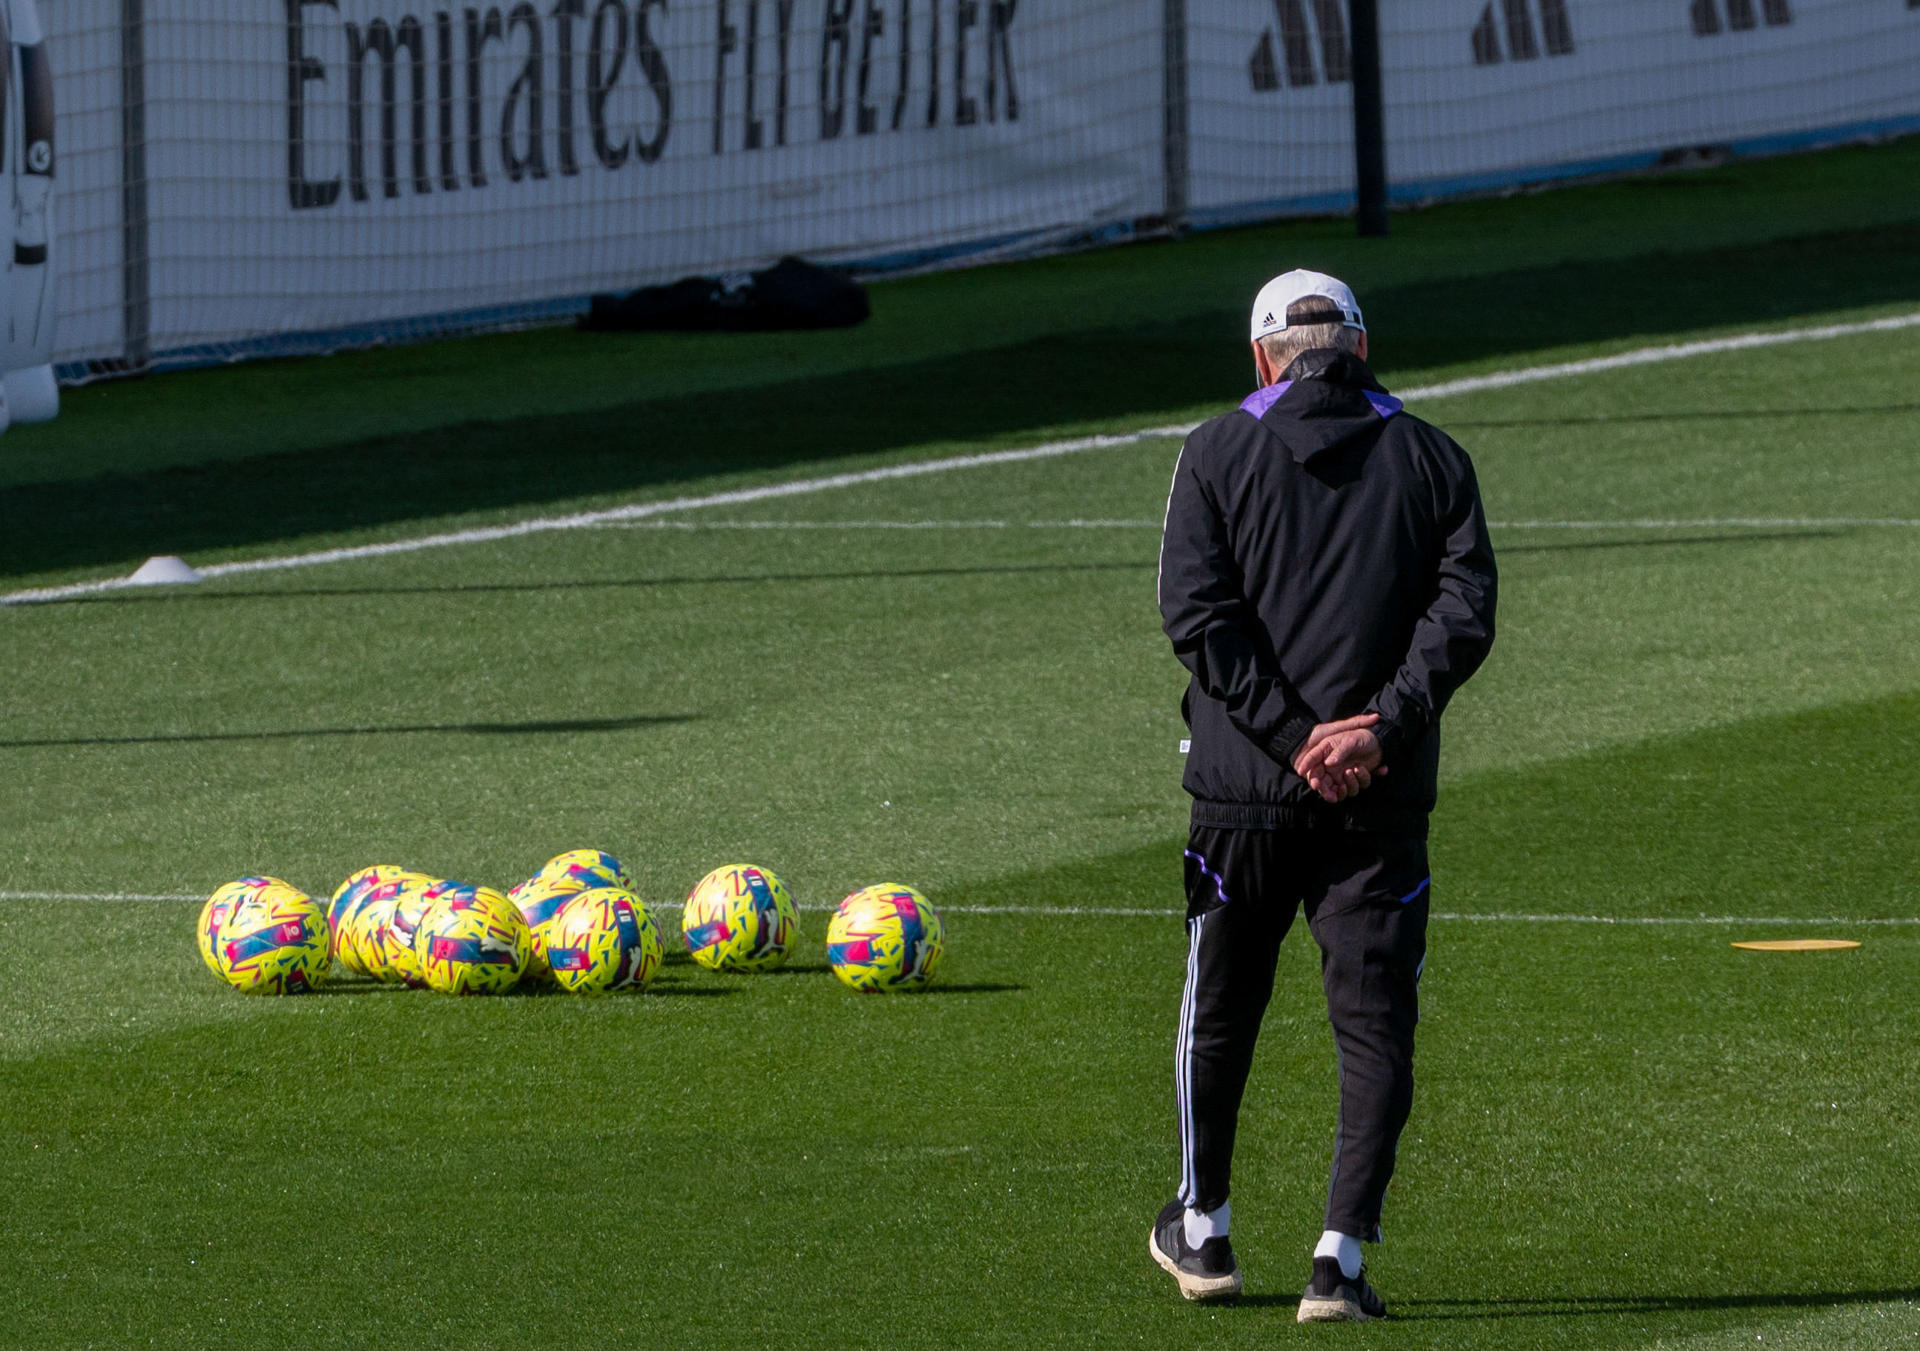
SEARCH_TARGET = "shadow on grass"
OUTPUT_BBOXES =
[1499,529,1846,557]
[498,980,736,998]
[1386,1287,1920,1321]
[8,219,1920,579]
[4,332,1218,581]
[0,714,696,750]
[936,837,1182,916]
[1222,1287,1920,1318]
[46,561,1153,607]
[1449,403,1920,430]
[314,972,736,998]
[752,966,1024,993]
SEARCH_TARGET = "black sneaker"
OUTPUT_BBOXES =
[1148,1199,1242,1301]
[1296,1255,1387,1322]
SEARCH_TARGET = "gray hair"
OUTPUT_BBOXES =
[1258,320,1363,370]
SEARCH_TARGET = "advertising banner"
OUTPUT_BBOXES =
[1187,0,1920,224]
[36,0,1920,371]
[130,0,1163,360]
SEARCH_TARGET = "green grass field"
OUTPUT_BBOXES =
[4,141,1919,1348]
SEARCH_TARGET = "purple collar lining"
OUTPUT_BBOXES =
[1239,381,1291,418]
[1240,381,1402,420]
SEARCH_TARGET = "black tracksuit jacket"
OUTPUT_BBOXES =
[1157,349,1497,837]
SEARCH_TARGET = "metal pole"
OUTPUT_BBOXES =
[1161,0,1189,234]
[1349,0,1388,237]
[121,0,151,370]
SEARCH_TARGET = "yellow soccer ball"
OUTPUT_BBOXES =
[525,848,637,895]
[546,887,662,994]
[211,883,331,995]
[413,886,529,995]
[826,884,945,992]
[197,876,285,979]
[682,864,800,973]
[348,893,404,983]
[508,875,588,984]
[328,866,430,975]
[378,878,443,987]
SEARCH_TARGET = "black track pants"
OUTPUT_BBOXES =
[1174,825,1430,1241]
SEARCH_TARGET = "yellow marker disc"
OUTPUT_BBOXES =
[1730,939,1861,952]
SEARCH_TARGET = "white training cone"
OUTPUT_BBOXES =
[127,555,202,586]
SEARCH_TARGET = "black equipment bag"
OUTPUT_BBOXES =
[580,256,870,333]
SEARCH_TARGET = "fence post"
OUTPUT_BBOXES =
[1162,0,1189,233]
[120,0,150,369]
[1349,0,1388,236]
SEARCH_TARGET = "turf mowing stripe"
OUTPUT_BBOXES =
[0,428,1187,607]
[1404,309,1920,400]
[4,891,1916,926]
[7,309,1918,610]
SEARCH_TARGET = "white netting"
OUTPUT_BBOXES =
[50,0,1166,374]
[1186,0,1920,226]
[39,0,1920,379]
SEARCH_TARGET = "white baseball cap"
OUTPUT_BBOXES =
[1249,269,1365,342]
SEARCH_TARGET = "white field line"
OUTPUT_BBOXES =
[1,890,1913,927]
[0,429,1187,607]
[0,891,210,903]
[590,518,1163,530]
[585,516,1920,532]
[1493,517,1920,530]
[1406,310,1920,398]
[1428,912,1920,926]
[8,308,1919,609]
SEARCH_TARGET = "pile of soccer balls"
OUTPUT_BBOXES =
[196,848,946,998]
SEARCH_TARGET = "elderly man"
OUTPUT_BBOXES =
[1149,269,1497,1322]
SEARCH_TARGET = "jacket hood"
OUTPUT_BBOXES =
[1239,349,1403,463]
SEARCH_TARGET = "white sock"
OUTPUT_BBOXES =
[1183,1200,1230,1249]
[1315,1229,1362,1280]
